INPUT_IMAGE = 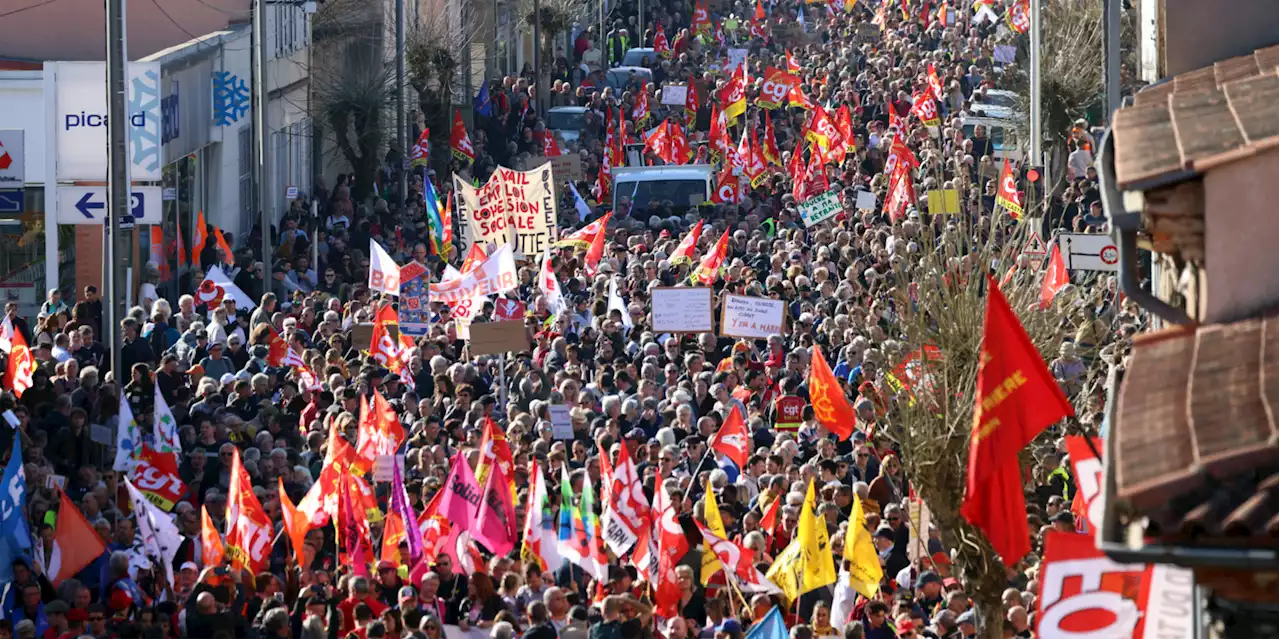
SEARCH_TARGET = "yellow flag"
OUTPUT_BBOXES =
[842,494,883,599]
[797,479,837,592]
[765,539,802,604]
[701,480,728,585]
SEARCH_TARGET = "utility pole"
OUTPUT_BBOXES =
[1028,0,1042,171]
[253,0,271,265]
[105,0,130,383]
[1103,0,1122,120]
[396,0,407,210]
[533,0,541,115]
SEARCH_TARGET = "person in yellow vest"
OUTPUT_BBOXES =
[770,377,806,432]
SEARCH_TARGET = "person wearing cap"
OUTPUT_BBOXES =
[375,560,405,608]
[199,340,234,381]
[40,600,69,639]
[955,608,978,638]
[915,571,945,621]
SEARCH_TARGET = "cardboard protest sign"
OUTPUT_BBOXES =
[651,287,714,333]
[468,320,530,356]
[720,294,786,339]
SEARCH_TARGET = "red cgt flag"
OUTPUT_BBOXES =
[962,276,1074,566]
[450,111,475,163]
[709,405,750,468]
[1039,243,1069,309]
[807,345,855,440]
[226,449,273,574]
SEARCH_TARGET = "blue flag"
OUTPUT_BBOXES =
[0,440,31,549]
[745,608,789,639]
[474,82,493,118]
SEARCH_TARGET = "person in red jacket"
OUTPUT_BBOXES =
[338,578,388,636]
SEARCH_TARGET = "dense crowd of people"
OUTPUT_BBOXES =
[0,1,1142,639]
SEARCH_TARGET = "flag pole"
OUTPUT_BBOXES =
[680,448,715,503]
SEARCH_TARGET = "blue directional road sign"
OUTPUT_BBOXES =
[57,186,161,225]
[0,189,22,214]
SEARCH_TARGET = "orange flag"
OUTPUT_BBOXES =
[356,389,404,472]
[49,491,107,586]
[807,346,855,440]
[1039,244,1069,309]
[962,276,1074,566]
[201,505,225,568]
[212,226,234,266]
[192,210,208,265]
[380,510,407,564]
[278,477,311,564]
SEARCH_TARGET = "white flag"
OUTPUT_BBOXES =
[609,277,632,331]
[369,239,402,297]
[537,250,565,315]
[198,266,256,310]
[568,181,592,222]
[123,478,182,587]
[0,316,13,353]
[114,392,141,472]
[153,382,181,462]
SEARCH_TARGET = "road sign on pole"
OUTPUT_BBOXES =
[57,186,161,225]
[1058,232,1120,272]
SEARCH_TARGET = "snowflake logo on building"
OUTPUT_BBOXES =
[212,71,250,126]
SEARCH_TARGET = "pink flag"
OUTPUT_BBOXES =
[474,456,519,555]
[435,453,485,571]
[437,452,484,522]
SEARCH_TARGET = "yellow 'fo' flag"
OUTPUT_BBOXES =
[767,479,837,600]
[797,478,837,591]
[843,494,883,599]
[765,539,802,603]
[700,479,729,585]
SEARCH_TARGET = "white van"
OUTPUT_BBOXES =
[959,115,1024,162]
[612,165,714,219]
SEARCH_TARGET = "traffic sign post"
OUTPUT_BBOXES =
[57,186,161,225]
[0,189,23,214]
[1058,232,1120,272]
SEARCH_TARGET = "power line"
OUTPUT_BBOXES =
[0,0,60,19]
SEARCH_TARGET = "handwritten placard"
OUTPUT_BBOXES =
[651,287,714,333]
[721,294,786,339]
[661,85,688,106]
[798,191,842,227]
[548,405,574,440]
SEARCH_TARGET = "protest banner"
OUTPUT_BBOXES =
[651,287,714,333]
[454,167,559,260]
[720,294,786,339]
[468,320,530,356]
[855,190,877,211]
[661,85,688,106]
[927,189,961,215]
[798,191,842,227]
[429,244,519,305]
[399,261,432,336]
[1036,531,1194,639]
